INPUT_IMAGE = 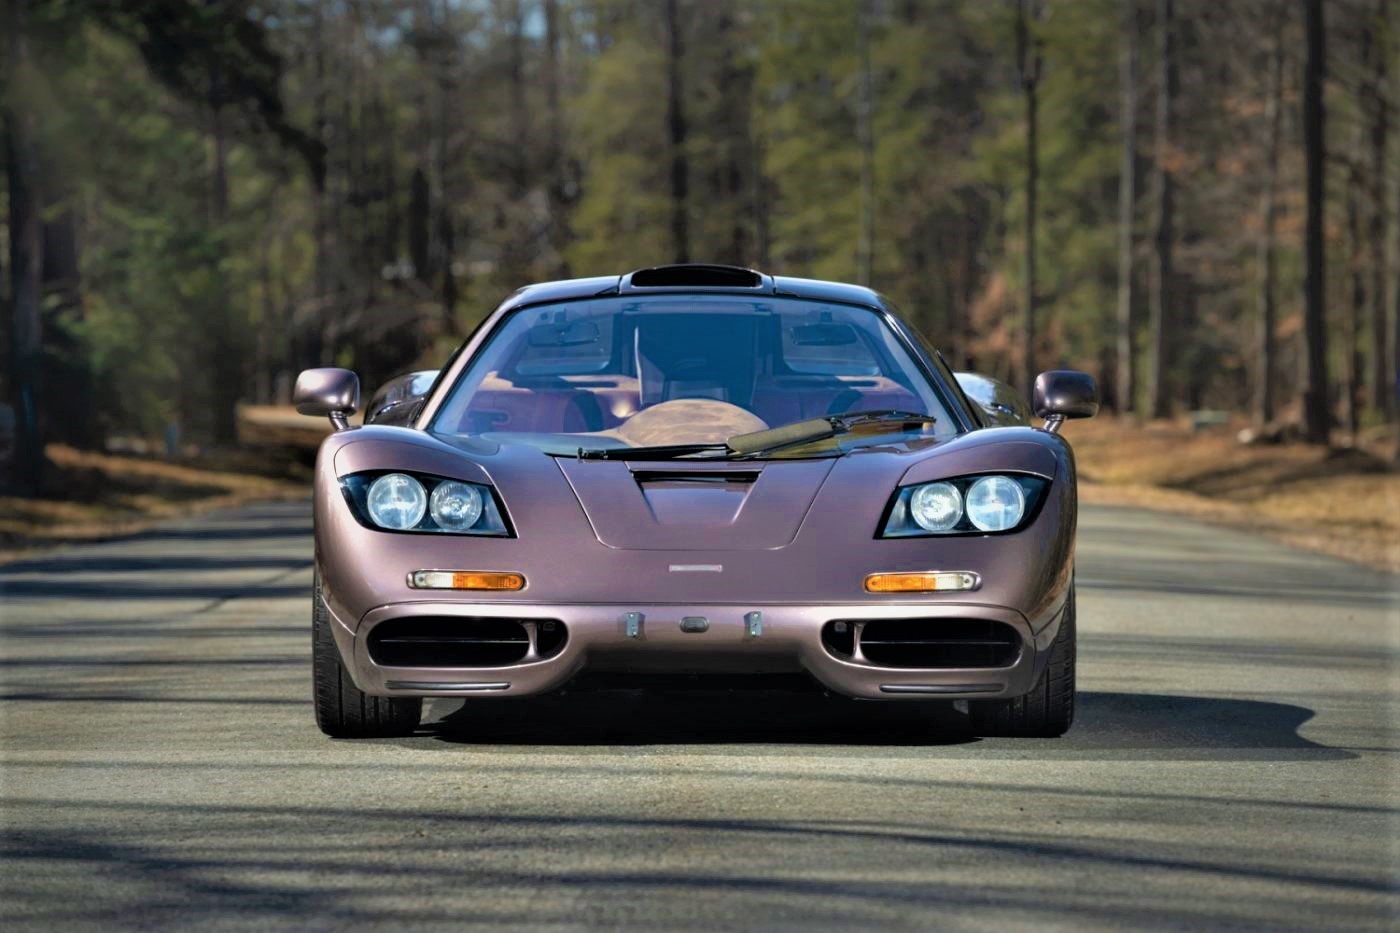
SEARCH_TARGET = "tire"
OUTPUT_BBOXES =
[968,587,1076,738]
[312,572,421,738]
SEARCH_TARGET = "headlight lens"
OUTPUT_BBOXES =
[344,472,510,536]
[430,480,484,531]
[366,473,427,529]
[880,474,1046,537]
[965,475,1027,531]
[909,481,963,532]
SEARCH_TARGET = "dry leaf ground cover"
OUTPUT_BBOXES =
[1066,417,1399,573]
[0,445,306,562]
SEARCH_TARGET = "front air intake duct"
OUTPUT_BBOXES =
[822,618,1021,669]
[368,617,567,667]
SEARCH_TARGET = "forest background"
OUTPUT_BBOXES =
[3,0,1397,497]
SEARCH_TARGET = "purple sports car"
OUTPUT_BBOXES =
[295,264,1098,739]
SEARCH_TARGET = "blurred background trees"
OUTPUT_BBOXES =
[2,0,1397,490]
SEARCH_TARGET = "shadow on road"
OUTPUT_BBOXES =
[420,689,1354,760]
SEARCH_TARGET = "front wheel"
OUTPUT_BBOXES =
[312,573,421,738]
[968,588,1076,738]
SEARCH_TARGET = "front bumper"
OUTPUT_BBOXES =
[327,598,1065,701]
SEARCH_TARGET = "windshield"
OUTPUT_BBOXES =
[430,295,955,457]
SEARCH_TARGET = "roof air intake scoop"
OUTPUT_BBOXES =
[626,264,765,289]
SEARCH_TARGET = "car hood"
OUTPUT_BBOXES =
[332,425,1062,554]
[555,458,837,550]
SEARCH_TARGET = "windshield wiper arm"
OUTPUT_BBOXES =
[578,410,935,461]
[576,442,731,461]
[727,410,936,457]
[831,409,938,429]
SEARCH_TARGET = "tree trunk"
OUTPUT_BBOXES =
[753,125,771,269]
[1254,20,1283,429]
[207,75,240,447]
[1345,162,1364,440]
[306,0,329,369]
[1016,0,1043,397]
[664,0,689,263]
[1115,0,1139,414]
[1301,0,1330,445]
[1147,0,1176,420]
[543,0,572,276]
[1395,46,1400,461]
[4,0,44,494]
[1367,0,1390,419]
[856,0,875,285]
[431,0,457,338]
[715,4,753,267]
[39,182,97,449]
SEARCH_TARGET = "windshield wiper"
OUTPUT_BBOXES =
[576,442,731,461]
[576,410,935,461]
[727,410,937,457]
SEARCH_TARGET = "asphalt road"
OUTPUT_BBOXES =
[1,500,1397,930]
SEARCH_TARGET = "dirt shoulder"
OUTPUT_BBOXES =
[1064,417,1399,574]
[0,445,307,564]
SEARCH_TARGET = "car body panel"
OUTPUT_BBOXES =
[312,268,1083,703]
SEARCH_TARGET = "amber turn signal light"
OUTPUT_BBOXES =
[408,570,526,591]
[863,571,979,593]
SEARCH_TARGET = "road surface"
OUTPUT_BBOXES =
[1,500,1397,930]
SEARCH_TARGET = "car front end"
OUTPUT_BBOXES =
[300,265,1095,738]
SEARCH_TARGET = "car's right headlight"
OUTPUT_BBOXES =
[880,474,1047,537]
[341,471,511,536]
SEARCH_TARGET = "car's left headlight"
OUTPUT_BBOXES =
[341,471,511,536]
[880,474,1048,537]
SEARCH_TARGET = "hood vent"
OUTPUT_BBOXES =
[631,469,761,485]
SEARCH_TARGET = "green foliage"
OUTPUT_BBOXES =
[4,0,1395,447]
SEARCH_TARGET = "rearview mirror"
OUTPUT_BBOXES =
[294,368,360,431]
[790,323,858,347]
[528,320,600,348]
[1032,370,1099,433]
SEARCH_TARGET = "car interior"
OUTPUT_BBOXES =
[441,307,932,440]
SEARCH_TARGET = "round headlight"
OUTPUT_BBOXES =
[966,475,1026,532]
[429,480,484,531]
[910,481,963,532]
[366,473,427,530]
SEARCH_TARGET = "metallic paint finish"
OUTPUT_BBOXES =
[310,271,1086,703]
[1032,369,1101,421]
[325,598,1062,701]
[294,368,360,418]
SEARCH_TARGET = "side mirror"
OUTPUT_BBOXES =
[294,368,360,431]
[1032,370,1099,433]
